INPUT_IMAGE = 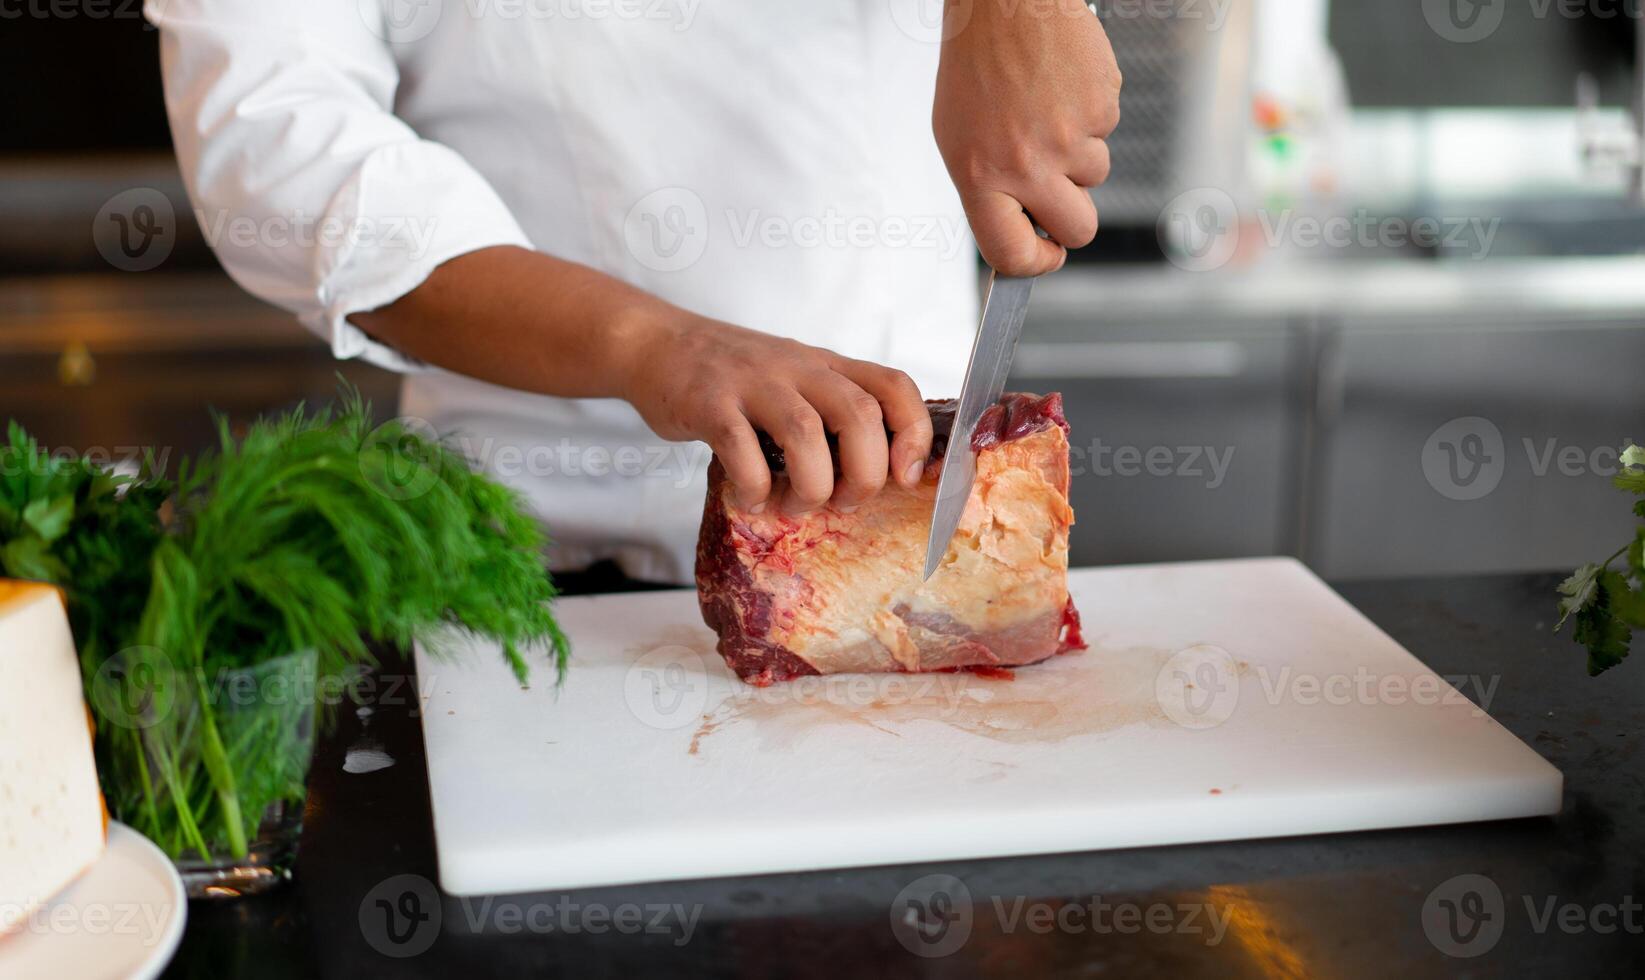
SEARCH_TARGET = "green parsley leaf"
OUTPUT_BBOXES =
[1603,570,1645,629]
[1556,443,1645,674]
[1575,573,1634,675]
[1556,562,1604,630]
[21,494,74,543]
[1617,444,1645,494]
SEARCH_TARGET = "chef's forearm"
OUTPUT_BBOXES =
[349,244,933,516]
[350,245,676,400]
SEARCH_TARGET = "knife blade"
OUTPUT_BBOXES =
[922,270,1036,580]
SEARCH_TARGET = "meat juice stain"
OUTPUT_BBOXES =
[686,644,1176,756]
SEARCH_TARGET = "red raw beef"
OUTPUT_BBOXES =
[695,392,1084,686]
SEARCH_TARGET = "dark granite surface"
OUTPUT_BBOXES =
[161,569,1645,979]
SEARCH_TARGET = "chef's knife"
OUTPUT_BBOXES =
[922,270,1036,580]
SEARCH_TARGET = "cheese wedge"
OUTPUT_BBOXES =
[0,581,107,936]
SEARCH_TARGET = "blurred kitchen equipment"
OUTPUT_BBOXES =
[1089,0,1256,240]
[1575,12,1644,204]
[0,276,399,461]
[1018,257,1645,578]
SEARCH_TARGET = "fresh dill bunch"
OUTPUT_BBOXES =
[140,388,570,685]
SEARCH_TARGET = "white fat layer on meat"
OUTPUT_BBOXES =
[723,426,1074,674]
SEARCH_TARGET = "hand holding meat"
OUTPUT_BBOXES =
[620,317,934,516]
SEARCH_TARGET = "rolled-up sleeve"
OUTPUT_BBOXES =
[146,0,531,372]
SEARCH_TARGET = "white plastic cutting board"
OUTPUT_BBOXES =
[416,557,1561,895]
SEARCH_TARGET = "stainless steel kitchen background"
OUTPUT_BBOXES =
[2,0,1642,578]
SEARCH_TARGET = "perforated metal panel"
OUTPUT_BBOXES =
[1092,1,1252,225]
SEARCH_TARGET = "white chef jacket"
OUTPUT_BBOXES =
[148,0,979,583]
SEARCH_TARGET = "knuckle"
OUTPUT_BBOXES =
[1053,117,1084,152]
[1094,98,1121,138]
[1087,147,1113,187]
[781,405,824,442]
[1005,141,1038,181]
[1000,238,1044,276]
[955,151,999,194]
[723,351,761,377]
[888,370,924,406]
[706,411,747,450]
[845,390,884,427]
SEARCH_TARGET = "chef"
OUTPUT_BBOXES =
[147,0,1122,584]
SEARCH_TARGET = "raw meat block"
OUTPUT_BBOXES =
[695,392,1084,685]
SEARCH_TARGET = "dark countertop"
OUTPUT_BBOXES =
[161,571,1645,979]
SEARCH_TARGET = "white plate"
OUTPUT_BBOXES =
[0,823,187,980]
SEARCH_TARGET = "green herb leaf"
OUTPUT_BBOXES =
[1,536,68,582]
[21,494,74,543]
[1616,444,1645,494]
[1604,570,1645,629]
[1556,562,1603,631]
[1574,572,1635,675]
[1556,442,1645,674]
